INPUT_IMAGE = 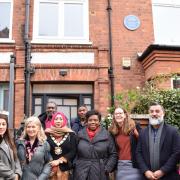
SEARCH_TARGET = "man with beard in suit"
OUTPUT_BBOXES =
[136,102,180,180]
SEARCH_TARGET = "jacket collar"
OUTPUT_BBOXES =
[79,126,109,143]
[17,138,44,147]
[0,139,13,162]
[146,123,167,149]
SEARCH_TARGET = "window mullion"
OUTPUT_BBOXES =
[59,1,63,40]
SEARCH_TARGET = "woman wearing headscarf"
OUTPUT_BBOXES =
[0,112,22,180]
[73,110,118,180]
[16,116,51,180]
[109,107,142,180]
[45,112,77,180]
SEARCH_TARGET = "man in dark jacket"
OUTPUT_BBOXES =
[38,101,57,129]
[71,105,88,134]
[136,102,180,180]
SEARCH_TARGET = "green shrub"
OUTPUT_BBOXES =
[132,89,180,130]
[103,73,180,131]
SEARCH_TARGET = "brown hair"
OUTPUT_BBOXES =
[108,107,135,136]
[0,113,18,160]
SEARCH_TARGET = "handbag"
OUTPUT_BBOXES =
[50,166,69,180]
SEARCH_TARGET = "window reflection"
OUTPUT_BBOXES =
[0,2,11,38]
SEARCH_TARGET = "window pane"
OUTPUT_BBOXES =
[86,105,91,111]
[173,79,180,89]
[34,106,42,116]
[64,3,84,37]
[35,98,42,104]
[153,5,180,44]
[48,98,62,105]
[3,89,9,111]
[64,99,77,105]
[84,97,91,104]
[71,107,77,119]
[57,106,70,119]
[39,2,58,36]
[0,2,11,38]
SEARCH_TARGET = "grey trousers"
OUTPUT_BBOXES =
[116,160,143,180]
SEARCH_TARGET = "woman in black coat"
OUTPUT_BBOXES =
[73,110,118,180]
[45,112,77,180]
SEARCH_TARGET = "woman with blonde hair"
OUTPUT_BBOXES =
[109,107,143,180]
[0,112,22,180]
[16,116,51,180]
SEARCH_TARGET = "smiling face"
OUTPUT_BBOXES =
[114,108,126,126]
[0,118,7,136]
[26,121,39,139]
[54,114,64,128]
[87,115,100,131]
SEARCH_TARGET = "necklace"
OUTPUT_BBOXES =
[50,133,69,155]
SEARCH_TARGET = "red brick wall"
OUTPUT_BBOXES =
[141,50,180,89]
[111,0,154,91]
[0,0,156,126]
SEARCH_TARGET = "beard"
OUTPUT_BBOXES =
[47,112,54,119]
[149,116,164,126]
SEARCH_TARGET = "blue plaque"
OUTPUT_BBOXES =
[124,15,140,31]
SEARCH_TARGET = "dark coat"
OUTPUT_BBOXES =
[71,117,85,134]
[0,140,22,180]
[38,112,48,130]
[130,123,142,168]
[47,132,77,172]
[136,123,180,180]
[73,127,118,180]
[16,140,51,180]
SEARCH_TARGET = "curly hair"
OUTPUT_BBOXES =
[86,110,101,122]
[108,107,135,136]
[21,116,46,143]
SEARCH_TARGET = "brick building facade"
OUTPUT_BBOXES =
[0,0,179,128]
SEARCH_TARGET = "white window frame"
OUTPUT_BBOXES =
[171,77,180,89]
[0,0,14,43]
[32,0,91,44]
[0,83,9,111]
[152,0,180,45]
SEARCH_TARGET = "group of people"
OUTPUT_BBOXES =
[0,102,179,180]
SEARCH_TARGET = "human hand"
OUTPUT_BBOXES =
[49,159,61,167]
[50,166,58,177]
[145,170,157,179]
[59,156,67,163]
[153,170,164,179]
[14,174,19,180]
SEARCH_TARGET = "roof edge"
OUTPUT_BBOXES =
[138,44,180,61]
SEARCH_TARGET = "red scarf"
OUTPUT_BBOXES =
[86,127,100,141]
